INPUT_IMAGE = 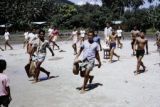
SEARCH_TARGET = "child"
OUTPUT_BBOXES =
[4,29,13,50]
[73,30,101,94]
[31,30,54,83]
[0,59,12,107]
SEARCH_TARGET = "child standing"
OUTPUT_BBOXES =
[0,59,12,107]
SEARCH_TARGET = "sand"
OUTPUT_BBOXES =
[0,40,160,107]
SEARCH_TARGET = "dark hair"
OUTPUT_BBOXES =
[0,59,7,72]
[88,30,95,36]
[39,29,45,35]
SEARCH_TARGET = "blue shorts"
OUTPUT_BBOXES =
[110,42,116,49]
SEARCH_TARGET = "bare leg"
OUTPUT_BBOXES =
[34,61,42,82]
[80,71,93,84]
[52,41,55,50]
[6,41,13,50]
[54,42,60,50]
[118,38,123,48]
[131,41,134,55]
[52,41,59,50]
[109,48,114,62]
[81,69,91,94]
[39,67,50,78]
[5,41,7,50]
[136,56,143,74]
[113,52,120,60]
[140,60,145,70]
[117,39,120,48]
[72,44,77,55]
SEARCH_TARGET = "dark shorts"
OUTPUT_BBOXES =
[136,50,145,58]
[110,42,116,49]
[131,39,136,48]
[0,95,10,107]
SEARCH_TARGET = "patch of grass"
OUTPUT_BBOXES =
[146,28,157,36]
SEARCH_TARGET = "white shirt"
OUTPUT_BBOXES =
[32,39,50,57]
[48,28,53,36]
[28,33,38,44]
[80,30,85,37]
[81,40,99,61]
[72,31,78,43]
[156,31,160,37]
[24,32,29,39]
[117,29,122,37]
[104,27,112,37]
[4,32,10,40]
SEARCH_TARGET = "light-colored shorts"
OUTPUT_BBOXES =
[32,55,45,62]
[79,59,95,72]
[51,36,57,42]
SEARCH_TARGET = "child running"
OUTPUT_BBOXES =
[31,30,54,83]
[73,30,101,94]
[4,29,13,50]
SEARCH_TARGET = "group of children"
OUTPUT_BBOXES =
[23,28,55,83]
[0,25,160,106]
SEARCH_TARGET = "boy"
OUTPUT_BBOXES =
[0,59,12,107]
[109,31,120,63]
[134,32,148,75]
[49,26,60,50]
[73,30,101,94]
[31,30,54,83]
[4,29,13,50]
[131,26,140,55]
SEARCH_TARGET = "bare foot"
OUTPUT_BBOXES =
[134,71,140,75]
[32,79,40,84]
[80,89,86,94]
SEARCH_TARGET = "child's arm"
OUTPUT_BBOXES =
[96,51,101,68]
[146,40,149,54]
[6,86,12,101]
[46,42,54,56]
[48,46,54,56]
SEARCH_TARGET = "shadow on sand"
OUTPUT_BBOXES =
[39,76,59,81]
[154,63,160,66]
[29,75,59,82]
[110,60,118,63]
[134,69,147,75]
[76,83,103,91]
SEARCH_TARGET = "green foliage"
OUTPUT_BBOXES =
[0,0,160,31]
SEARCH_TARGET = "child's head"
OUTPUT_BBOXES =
[0,59,7,72]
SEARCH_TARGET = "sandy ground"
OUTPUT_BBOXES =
[0,40,160,107]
